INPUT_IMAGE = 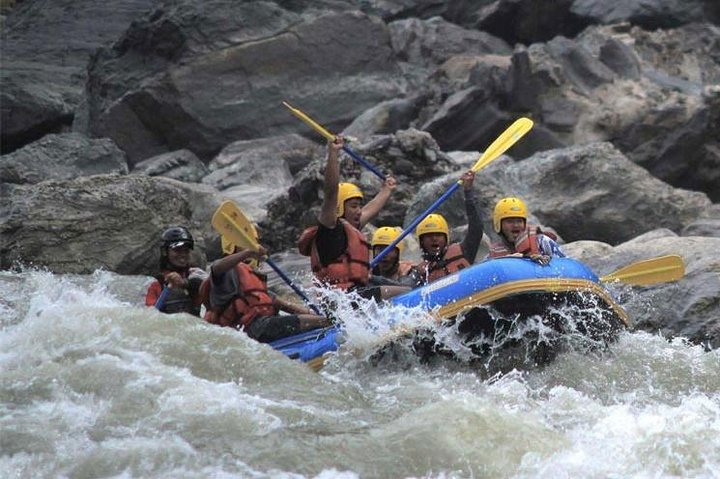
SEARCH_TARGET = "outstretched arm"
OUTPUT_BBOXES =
[211,247,267,278]
[360,176,397,228]
[274,295,313,315]
[459,170,484,263]
[318,136,344,228]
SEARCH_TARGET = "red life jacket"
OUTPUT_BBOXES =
[415,242,470,284]
[297,220,371,291]
[489,225,555,258]
[146,269,202,316]
[202,263,277,329]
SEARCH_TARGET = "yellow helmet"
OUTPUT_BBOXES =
[415,213,449,239]
[337,182,364,217]
[493,197,528,233]
[371,226,405,254]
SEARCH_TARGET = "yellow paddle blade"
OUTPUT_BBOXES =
[600,255,685,286]
[211,200,260,252]
[283,101,336,141]
[466,117,534,178]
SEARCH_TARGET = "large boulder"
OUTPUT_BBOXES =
[408,142,711,245]
[565,233,720,348]
[0,133,128,184]
[0,175,220,275]
[82,4,407,164]
[132,149,209,183]
[202,134,322,221]
[570,0,720,29]
[0,0,160,152]
[505,23,720,200]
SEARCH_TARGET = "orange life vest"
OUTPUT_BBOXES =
[202,263,277,329]
[415,242,470,284]
[297,220,371,291]
[489,225,552,258]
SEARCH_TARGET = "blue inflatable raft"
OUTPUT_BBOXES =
[270,257,629,369]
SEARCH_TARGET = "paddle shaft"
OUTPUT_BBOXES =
[266,258,322,315]
[342,145,386,180]
[154,287,170,311]
[283,101,385,180]
[371,182,461,267]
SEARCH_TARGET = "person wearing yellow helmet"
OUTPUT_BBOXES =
[488,196,564,265]
[298,135,409,300]
[370,226,414,284]
[407,170,484,286]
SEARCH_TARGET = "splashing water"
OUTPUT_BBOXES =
[1,269,719,478]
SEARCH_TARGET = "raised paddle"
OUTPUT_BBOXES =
[211,200,322,315]
[283,101,386,181]
[600,255,685,286]
[370,117,535,268]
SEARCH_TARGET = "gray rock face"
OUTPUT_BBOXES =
[0,133,128,184]
[388,16,511,67]
[0,175,219,275]
[84,4,407,163]
[407,142,710,246]
[132,149,208,183]
[490,142,711,245]
[0,0,160,152]
[567,234,720,349]
[202,134,321,221]
[504,23,720,200]
[343,97,427,139]
[571,0,720,29]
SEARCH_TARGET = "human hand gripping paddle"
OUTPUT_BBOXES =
[283,101,386,181]
[600,254,685,286]
[211,200,322,315]
[370,117,535,268]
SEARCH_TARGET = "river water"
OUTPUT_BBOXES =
[2,269,719,478]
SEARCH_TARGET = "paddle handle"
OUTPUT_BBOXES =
[371,182,461,267]
[154,287,170,311]
[342,145,385,180]
[266,258,322,315]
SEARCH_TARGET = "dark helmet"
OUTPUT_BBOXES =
[161,226,194,250]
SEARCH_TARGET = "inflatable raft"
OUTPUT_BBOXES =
[270,257,629,369]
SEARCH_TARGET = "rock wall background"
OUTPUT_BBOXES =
[1,0,719,345]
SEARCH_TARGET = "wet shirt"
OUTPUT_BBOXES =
[315,222,349,266]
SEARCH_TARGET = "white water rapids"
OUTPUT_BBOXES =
[1,269,719,478]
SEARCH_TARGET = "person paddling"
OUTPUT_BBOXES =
[487,197,565,265]
[298,135,410,301]
[406,170,483,286]
[145,226,208,316]
[201,243,331,343]
[370,226,415,286]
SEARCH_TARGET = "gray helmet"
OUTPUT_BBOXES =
[161,226,194,250]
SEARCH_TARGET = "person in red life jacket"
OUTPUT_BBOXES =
[370,226,416,287]
[406,170,483,286]
[201,243,331,343]
[297,135,410,301]
[145,226,208,316]
[487,196,565,265]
